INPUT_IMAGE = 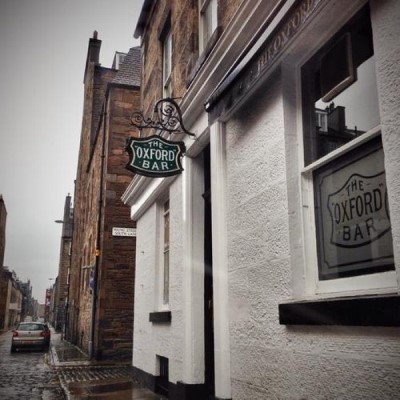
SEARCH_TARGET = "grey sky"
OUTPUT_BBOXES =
[0,0,141,301]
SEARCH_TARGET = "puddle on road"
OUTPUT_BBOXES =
[54,345,88,362]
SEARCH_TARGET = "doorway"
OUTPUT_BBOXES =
[202,145,215,397]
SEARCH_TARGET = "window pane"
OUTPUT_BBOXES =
[314,138,394,279]
[302,6,394,281]
[303,8,379,165]
[163,32,171,85]
[163,250,169,304]
[163,199,170,304]
[200,0,217,50]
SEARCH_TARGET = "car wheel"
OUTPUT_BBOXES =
[10,345,16,353]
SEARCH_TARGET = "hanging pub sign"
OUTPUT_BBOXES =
[126,97,194,178]
[126,135,185,177]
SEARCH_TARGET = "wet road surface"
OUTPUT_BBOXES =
[0,330,64,400]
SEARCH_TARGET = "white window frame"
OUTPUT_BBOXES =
[300,128,397,299]
[199,0,217,53]
[156,197,170,309]
[279,1,399,301]
[162,31,172,99]
[289,4,398,298]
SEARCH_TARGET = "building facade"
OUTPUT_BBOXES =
[68,33,141,361]
[0,195,6,270]
[123,0,400,399]
[53,194,73,333]
[0,269,23,329]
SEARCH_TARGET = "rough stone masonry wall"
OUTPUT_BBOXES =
[141,0,241,120]
[95,86,140,361]
[71,64,117,353]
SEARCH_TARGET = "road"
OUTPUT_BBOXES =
[0,330,64,400]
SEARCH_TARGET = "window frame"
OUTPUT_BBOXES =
[162,30,172,99]
[156,196,170,310]
[301,128,397,298]
[199,0,218,54]
[298,6,396,299]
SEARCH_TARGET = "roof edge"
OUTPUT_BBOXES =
[134,0,155,38]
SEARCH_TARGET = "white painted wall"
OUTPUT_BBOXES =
[224,1,400,399]
[132,177,186,384]
[128,1,400,398]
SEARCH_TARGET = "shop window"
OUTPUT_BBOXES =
[301,6,395,289]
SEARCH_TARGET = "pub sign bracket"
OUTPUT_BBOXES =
[130,97,195,137]
[126,98,193,178]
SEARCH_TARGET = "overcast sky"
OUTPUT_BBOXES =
[0,0,142,302]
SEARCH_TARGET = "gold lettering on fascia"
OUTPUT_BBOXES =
[236,0,323,96]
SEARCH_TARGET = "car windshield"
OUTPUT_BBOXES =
[18,323,44,331]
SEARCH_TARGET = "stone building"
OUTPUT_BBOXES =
[0,195,6,270]
[0,195,7,309]
[19,279,34,321]
[53,194,73,333]
[0,268,23,329]
[123,0,400,399]
[68,33,141,361]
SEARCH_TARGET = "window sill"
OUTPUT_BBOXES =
[279,295,400,326]
[149,311,171,324]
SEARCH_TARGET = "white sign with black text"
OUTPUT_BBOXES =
[112,227,136,237]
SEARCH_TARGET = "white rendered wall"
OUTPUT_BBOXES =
[370,0,400,286]
[132,177,185,384]
[224,2,400,399]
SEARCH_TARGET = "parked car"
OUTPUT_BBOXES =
[11,322,51,352]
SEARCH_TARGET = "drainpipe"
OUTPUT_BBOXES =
[89,104,107,359]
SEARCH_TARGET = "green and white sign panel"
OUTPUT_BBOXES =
[126,135,186,177]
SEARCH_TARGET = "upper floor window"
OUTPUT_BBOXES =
[301,6,395,292]
[199,0,217,53]
[162,30,172,98]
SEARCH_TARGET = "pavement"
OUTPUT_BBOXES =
[49,329,166,400]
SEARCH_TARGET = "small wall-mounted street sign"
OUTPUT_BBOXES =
[112,227,137,237]
[126,135,185,177]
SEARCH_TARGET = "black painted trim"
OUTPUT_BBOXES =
[176,381,207,400]
[279,295,400,326]
[131,365,156,391]
[149,311,172,323]
[132,365,223,400]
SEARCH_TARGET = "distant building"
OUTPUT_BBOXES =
[44,286,53,323]
[53,194,73,333]
[0,195,7,294]
[0,268,23,329]
[0,195,6,269]
[18,279,34,321]
[67,32,141,361]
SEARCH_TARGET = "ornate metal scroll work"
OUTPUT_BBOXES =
[130,97,195,137]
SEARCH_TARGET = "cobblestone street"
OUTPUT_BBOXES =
[0,330,64,399]
[49,329,162,399]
